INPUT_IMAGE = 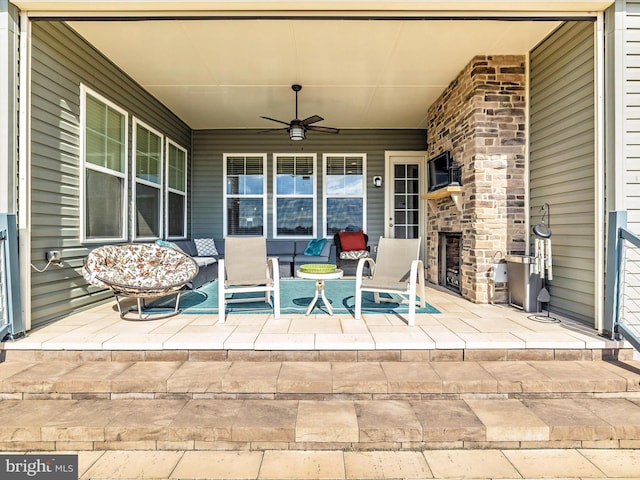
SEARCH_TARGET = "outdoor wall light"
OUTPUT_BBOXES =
[373,176,383,187]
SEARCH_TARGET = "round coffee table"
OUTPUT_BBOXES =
[296,268,344,315]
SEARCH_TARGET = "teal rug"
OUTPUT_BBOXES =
[157,278,439,315]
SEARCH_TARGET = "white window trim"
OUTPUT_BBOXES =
[80,84,129,243]
[165,138,188,240]
[132,117,164,241]
[272,153,317,239]
[322,153,367,238]
[223,153,268,237]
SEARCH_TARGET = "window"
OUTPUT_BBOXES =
[224,154,266,236]
[133,119,163,240]
[273,154,316,237]
[166,140,188,239]
[323,154,366,237]
[81,85,128,242]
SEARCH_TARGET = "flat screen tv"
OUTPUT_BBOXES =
[427,151,451,192]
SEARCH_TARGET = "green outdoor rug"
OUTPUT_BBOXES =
[154,278,439,315]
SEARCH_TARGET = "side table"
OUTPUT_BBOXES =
[296,268,344,315]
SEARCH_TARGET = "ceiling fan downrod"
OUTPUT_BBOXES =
[292,84,302,120]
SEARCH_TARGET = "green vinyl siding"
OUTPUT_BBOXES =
[29,21,191,326]
[191,129,427,243]
[529,21,596,323]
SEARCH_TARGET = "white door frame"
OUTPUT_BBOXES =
[384,151,428,254]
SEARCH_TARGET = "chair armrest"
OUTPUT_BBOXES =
[267,256,280,281]
[356,257,376,279]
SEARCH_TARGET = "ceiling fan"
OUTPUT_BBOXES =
[260,84,340,141]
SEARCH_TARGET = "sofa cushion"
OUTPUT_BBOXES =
[194,238,219,256]
[338,230,366,251]
[172,240,198,257]
[267,241,296,255]
[295,255,330,265]
[339,249,369,260]
[304,238,326,256]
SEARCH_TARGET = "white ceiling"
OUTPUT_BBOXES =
[67,18,561,130]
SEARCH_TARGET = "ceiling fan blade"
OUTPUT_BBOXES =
[301,115,324,126]
[260,116,291,126]
[307,125,340,134]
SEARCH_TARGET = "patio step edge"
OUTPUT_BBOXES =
[0,397,639,452]
[0,347,634,363]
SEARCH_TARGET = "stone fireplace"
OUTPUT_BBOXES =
[425,55,527,304]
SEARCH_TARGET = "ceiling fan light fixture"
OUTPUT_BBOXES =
[289,125,305,141]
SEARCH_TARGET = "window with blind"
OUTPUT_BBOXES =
[323,154,366,236]
[81,86,128,242]
[274,154,316,237]
[166,140,188,239]
[133,119,163,240]
[224,154,266,236]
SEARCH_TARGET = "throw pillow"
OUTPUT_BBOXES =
[304,238,326,256]
[338,230,366,252]
[155,239,185,254]
[340,249,370,260]
[194,238,218,256]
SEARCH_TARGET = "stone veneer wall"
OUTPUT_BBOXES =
[426,55,527,304]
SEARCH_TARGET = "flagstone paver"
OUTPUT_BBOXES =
[465,398,549,442]
[231,400,298,442]
[479,360,554,393]
[332,362,387,393]
[380,361,442,393]
[430,361,498,393]
[104,399,187,441]
[166,360,230,393]
[523,398,615,441]
[423,449,521,479]
[81,450,183,479]
[53,362,133,394]
[258,450,346,480]
[529,361,629,392]
[170,450,263,479]
[110,361,182,393]
[574,398,640,439]
[168,399,243,441]
[277,362,332,393]
[223,362,282,393]
[411,399,486,442]
[503,448,606,478]
[579,449,640,477]
[295,401,359,443]
[344,451,433,479]
[354,400,423,442]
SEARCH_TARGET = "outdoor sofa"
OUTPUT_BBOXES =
[172,238,336,288]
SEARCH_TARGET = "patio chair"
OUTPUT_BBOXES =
[354,237,426,326]
[83,243,199,320]
[218,236,280,323]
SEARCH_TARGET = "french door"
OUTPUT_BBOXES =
[384,152,427,239]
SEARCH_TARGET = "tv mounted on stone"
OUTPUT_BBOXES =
[427,151,452,192]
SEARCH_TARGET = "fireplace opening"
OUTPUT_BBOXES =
[439,233,462,293]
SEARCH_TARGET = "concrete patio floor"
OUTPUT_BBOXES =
[1,284,628,355]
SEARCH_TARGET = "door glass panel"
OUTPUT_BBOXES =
[392,162,420,239]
